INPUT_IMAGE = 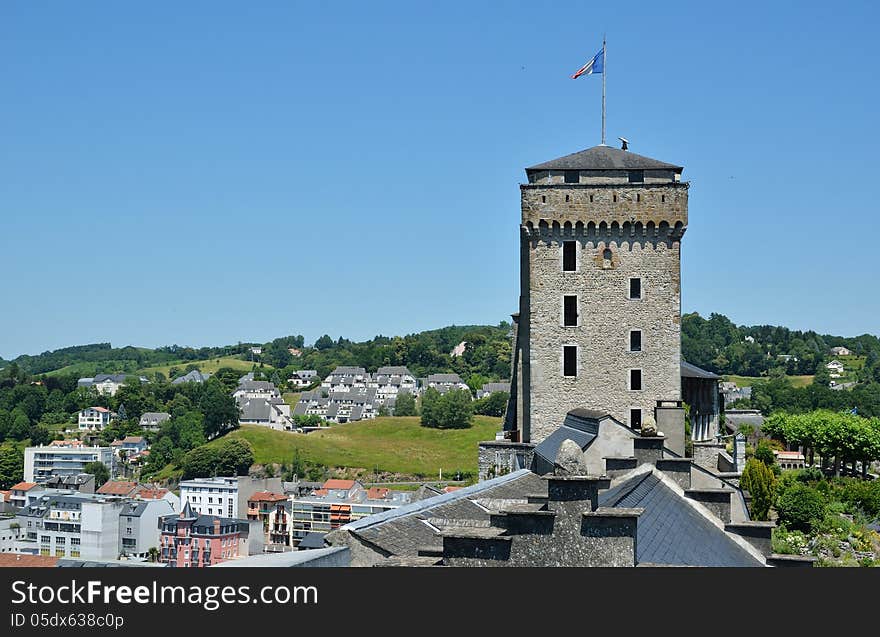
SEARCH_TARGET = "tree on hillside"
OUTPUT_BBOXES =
[421,388,473,429]
[0,443,24,489]
[181,446,220,479]
[215,438,255,476]
[394,392,417,417]
[199,380,239,439]
[474,391,508,417]
[84,461,110,487]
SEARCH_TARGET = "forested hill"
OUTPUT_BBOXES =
[1,323,513,384]
[682,313,880,379]
[3,314,878,384]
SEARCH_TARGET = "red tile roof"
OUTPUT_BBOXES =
[248,491,287,503]
[367,487,389,500]
[323,479,356,490]
[0,554,59,567]
[9,482,37,492]
[97,481,139,496]
[50,439,83,447]
[137,488,169,500]
[0,490,10,502]
[90,406,111,413]
[443,486,463,493]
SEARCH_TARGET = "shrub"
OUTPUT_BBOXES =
[776,483,828,532]
[741,458,777,520]
[754,440,777,466]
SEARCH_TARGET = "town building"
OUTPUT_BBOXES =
[370,366,418,402]
[288,479,410,546]
[681,361,721,441]
[829,346,852,357]
[246,491,291,552]
[24,443,114,484]
[477,382,511,399]
[233,380,281,402]
[15,492,126,560]
[44,474,95,494]
[158,502,249,567]
[321,367,370,393]
[109,436,149,458]
[0,517,24,553]
[826,360,845,377]
[238,396,294,430]
[288,370,318,388]
[137,486,181,511]
[78,406,112,431]
[77,374,134,396]
[423,373,470,395]
[171,369,212,384]
[8,482,41,509]
[179,476,282,520]
[118,498,175,560]
[97,481,141,498]
[139,412,171,431]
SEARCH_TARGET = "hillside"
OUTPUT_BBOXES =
[156,417,501,482]
[137,356,266,377]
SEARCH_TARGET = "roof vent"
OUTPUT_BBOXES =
[618,137,629,151]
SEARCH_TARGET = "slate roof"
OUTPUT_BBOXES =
[526,145,683,172]
[533,409,604,467]
[298,531,327,550]
[426,373,464,384]
[339,470,546,557]
[139,412,170,423]
[599,472,762,567]
[376,366,414,376]
[171,369,211,384]
[681,361,721,380]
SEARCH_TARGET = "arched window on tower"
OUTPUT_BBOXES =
[602,248,612,269]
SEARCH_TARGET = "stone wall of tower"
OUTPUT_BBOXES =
[521,183,687,444]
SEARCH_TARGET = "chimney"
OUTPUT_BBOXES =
[580,507,642,567]
[656,458,692,490]
[725,521,775,557]
[546,476,610,512]
[685,488,733,523]
[633,434,665,466]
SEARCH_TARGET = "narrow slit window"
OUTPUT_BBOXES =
[630,369,642,391]
[630,330,642,352]
[629,277,642,299]
[613,194,618,202]
[565,194,570,202]
[563,346,577,377]
[541,195,546,203]
[590,194,594,202]
[562,241,576,272]
[563,296,578,326]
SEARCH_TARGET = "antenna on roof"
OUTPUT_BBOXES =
[618,137,629,151]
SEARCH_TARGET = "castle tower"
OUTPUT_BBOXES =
[508,144,688,445]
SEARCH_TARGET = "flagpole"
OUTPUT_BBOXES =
[601,36,606,145]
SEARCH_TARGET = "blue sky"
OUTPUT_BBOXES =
[2,1,878,359]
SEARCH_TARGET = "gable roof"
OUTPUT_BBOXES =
[526,145,682,172]
[323,479,356,491]
[96,481,139,496]
[10,481,37,492]
[681,361,721,380]
[298,531,327,550]
[599,471,762,567]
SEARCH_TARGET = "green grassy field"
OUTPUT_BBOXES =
[724,374,814,388]
[205,417,501,478]
[282,392,301,408]
[137,356,269,377]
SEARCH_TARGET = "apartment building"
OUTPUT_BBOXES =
[24,444,114,484]
[78,407,112,431]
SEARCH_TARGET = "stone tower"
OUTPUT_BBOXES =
[506,144,688,445]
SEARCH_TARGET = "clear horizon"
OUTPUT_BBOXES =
[2,1,879,360]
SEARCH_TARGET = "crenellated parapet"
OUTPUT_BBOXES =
[521,183,688,229]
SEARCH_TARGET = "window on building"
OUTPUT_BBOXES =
[563,346,577,377]
[562,241,577,272]
[564,170,579,184]
[629,277,642,299]
[630,369,643,391]
[630,409,642,428]
[630,330,642,352]
[563,296,578,327]
[628,170,644,183]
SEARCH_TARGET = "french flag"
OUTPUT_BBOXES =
[571,46,604,79]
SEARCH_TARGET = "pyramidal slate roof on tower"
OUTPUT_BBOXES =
[526,145,682,172]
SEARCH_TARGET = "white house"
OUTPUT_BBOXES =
[179,477,241,518]
[830,346,852,357]
[369,366,418,403]
[423,373,471,395]
[826,360,845,377]
[288,370,318,388]
[233,380,281,402]
[78,407,112,431]
[139,412,170,431]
